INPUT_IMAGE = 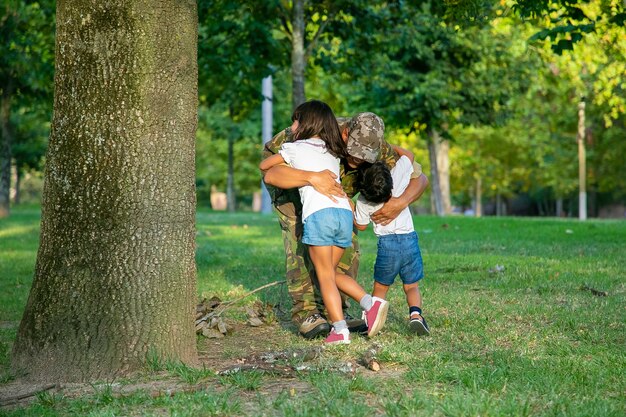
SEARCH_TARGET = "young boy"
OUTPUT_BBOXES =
[353,156,430,335]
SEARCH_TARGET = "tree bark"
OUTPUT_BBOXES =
[291,0,306,110]
[13,0,198,382]
[556,197,563,217]
[0,80,13,218]
[427,129,451,216]
[14,166,21,205]
[227,135,235,212]
[577,100,587,220]
[474,175,482,217]
[436,138,451,215]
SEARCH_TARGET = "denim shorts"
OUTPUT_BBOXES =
[374,231,423,286]
[303,208,353,248]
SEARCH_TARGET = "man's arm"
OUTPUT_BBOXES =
[371,173,428,226]
[392,145,414,163]
[262,165,346,202]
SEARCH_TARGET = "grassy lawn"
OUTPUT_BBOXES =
[1,206,625,416]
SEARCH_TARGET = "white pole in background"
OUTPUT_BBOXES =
[261,75,273,214]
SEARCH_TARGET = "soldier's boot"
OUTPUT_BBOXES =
[299,313,331,339]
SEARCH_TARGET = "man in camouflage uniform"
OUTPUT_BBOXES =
[262,112,428,338]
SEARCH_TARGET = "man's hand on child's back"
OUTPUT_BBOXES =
[371,197,404,225]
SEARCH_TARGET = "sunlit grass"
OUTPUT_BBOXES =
[1,206,625,416]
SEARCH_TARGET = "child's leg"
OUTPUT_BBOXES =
[405,281,429,335]
[309,245,344,324]
[329,245,365,300]
[373,281,391,300]
[403,282,422,312]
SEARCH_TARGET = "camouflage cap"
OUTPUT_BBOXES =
[336,116,351,132]
[345,112,385,163]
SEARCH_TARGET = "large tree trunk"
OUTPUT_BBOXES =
[427,129,451,216]
[0,81,13,218]
[291,0,306,110]
[13,0,198,382]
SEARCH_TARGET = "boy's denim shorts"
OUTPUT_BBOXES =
[374,231,423,286]
[303,208,353,248]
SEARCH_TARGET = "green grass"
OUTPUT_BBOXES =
[1,206,625,416]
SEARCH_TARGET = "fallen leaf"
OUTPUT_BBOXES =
[248,317,264,327]
[202,328,224,339]
[217,319,228,334]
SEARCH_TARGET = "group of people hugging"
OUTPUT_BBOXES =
[260,100,430,344]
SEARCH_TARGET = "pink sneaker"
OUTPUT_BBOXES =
[364,297,389,337]
[324,328,351,345]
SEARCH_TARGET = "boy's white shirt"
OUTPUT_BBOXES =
[354,155,415,236]
[279,138,352,221]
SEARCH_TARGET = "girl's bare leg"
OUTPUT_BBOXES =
[309,245,344,323]
[331,246,367,302]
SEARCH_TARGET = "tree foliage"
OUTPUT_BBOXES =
[514,0,626,54]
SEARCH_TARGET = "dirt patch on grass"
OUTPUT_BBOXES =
[1,321,403,412]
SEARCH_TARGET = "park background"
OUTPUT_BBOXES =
[2,0,625,219]
[1,1,625,416]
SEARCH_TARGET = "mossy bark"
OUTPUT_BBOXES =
[12,0,198,382]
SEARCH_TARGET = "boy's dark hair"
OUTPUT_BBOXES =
[356,161,393,204]
[292,100,346,159]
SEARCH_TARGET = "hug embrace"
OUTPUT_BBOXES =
[260,100,430,344]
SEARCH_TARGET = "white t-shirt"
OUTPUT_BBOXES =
[279,138,352,221]
[354,155,415,236]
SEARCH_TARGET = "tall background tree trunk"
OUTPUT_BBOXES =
[13,0,198,382]
[427,129,451,216]
[577,99,587,220]
[227,136,236,212]
[14,165,21,205]
[556,197,563,217]
[291,0,306,110]
[475,175,482,217]
[0,81,13,218]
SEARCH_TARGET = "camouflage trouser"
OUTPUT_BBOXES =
[274,201,360,324]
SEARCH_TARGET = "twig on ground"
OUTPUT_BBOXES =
[360,343,382,372]
[0,384,57,406]
[213,280,286,316]
[580,284,608,297]
[218,364,298,377]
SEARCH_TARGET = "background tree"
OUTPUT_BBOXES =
[197,0,371,210]
[520,0,626,217]
[198,0,282,210]
[13,0,198,381]
[0,1,54,217]
[341,1,530,215]
[514,0,626,54]
[11,100,50,204]
[278,0,366,109]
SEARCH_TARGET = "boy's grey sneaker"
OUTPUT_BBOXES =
[299,313,330,339]
[345,313,367,334]
[409,315,430,336]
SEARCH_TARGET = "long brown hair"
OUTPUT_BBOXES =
[292,100,347,158]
